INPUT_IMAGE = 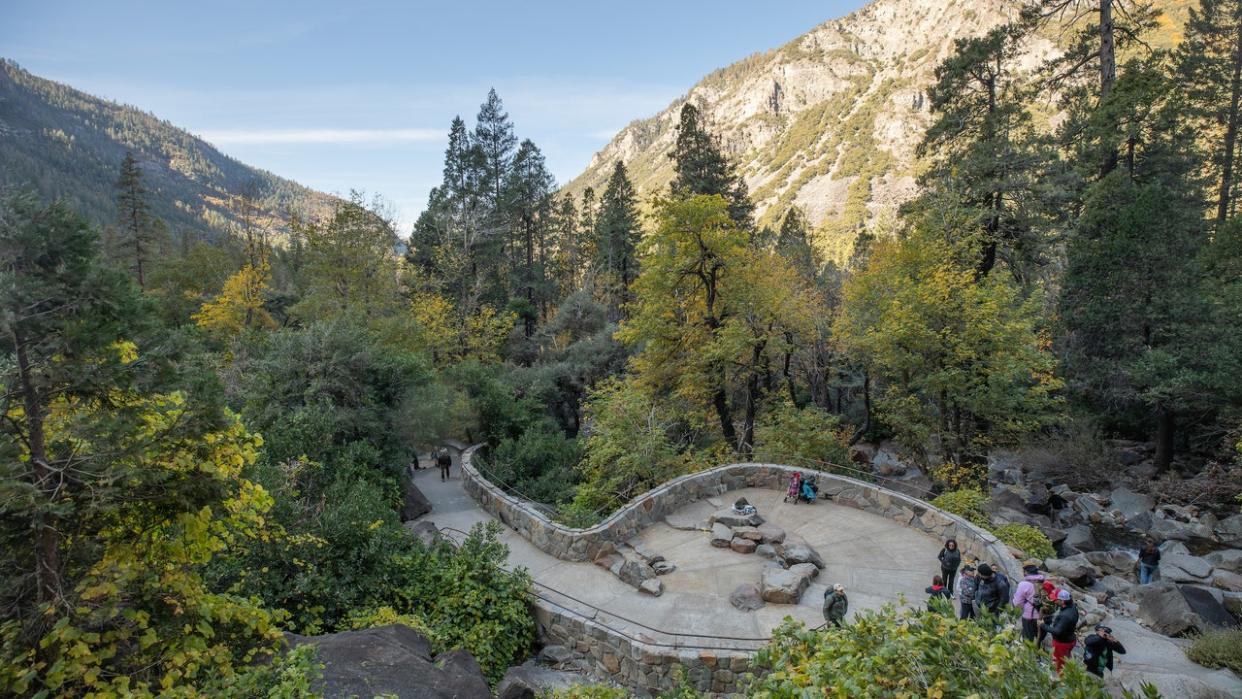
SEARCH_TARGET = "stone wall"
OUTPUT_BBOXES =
[461,446,1020,580]
[461,446,1021,695]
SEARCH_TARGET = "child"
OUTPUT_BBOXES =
[925,574,951,613]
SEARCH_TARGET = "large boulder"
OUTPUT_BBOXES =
[729,583,765,611]
[789,562,819,580]
[617,560,657,588]
[710,508,764,528]
[1108,486,1155,523]
[782,543,825,569]
[732,526,763,541]
[761,567,810,604]
[496,661,592,699]
[1092,574,1136,599]
[730,537,758,554]
[400,479,433,522]
[1216,514,1242,548]
[1180,585,1238,630]
[288,625,490,699]
[1210,569,1242,592]
[1206,548,1242,574]
[1133,582,1236,637]
[1061,524,1095,555]
[1044,554,1101,586]
[710,522,733,548]
[1084,549,1137,578]
[758,523,787,544]
[1161,553,1214,583]
[1149,512,1216,545]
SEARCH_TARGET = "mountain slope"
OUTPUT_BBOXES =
[0,59,335,239]
[566,0,1187,262]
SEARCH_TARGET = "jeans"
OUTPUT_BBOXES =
[1139,563,1157,584]
[959,601,975,619]
[1021,617,1039,642]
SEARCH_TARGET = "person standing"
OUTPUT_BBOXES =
[823,583,848,627]
[976,563,1010,616]
[1138,539,1161,584]
[1012,560,1047,642]
[410,450,421,471]
[1036,579,1059,648]
[938,539,961,596]
[925,575,952,613]
[1082,624,1126,677]
[438,448,452,481]
[1045,589,1080,673]
[957,565,978,619]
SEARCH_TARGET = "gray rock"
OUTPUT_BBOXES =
[730,537,758,554]
[756,543,781,560]
[652,561,677,575]
[400,479,433,521]
[1222,591,1242,617]
[537,645,577,666]
[1216,514,1242,548]
[1109,486,1155,522]
[1126,510,1153,533]
[628,540,665,564]
[758,523,787,544]
[731,526,763,541]
[1093,574,1136,599]
[729,583,765,611]
[1160,541,1191,556]
[639,578,664,596]
[1134,582,1203,637]
[1062,524,1095,554]
[710,508,764,528]
[618,559,657,588]
[761,567,809,604]
[789,562,819,579]
[782,543,825,569]
[1180,584,1237,630]
[1210,569,1242,592]
[1206,548,1242,574]
[1044,554,1101,586]
[497,661,589,699]
[1024,482,1052,514]
[710,522,733,548]
[404,520,444,548]
[1161,553,1214,583]
[1084,550,1137,577]
[287,625,490,699]
[1149,514,1215,545]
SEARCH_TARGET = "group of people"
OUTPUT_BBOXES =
[411,447,455,481]
[895,538,1125,678]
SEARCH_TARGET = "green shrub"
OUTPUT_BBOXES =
[752,605,1115,697]
[754,401,851,468]
[931,489,992,528]
[1187,628,1242,673]
[994,523,1055,561]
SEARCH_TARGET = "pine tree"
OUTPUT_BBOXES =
[776,207,818,281]
[473,89,517,209]
[504,139,554,337]
[114,151,159,289]
[1176,0,1242,224]
[669,103,754,228]
[594,162,641,319]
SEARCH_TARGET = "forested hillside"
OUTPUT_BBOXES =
[0,59,335,240]
[566,0,1194,262]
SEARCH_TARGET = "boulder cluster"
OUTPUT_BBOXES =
[592,540,675,596]
[705,505,826,610]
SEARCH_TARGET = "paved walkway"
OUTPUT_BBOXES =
[412,462,943,645]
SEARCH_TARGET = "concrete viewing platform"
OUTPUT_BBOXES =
[413,465,944,645]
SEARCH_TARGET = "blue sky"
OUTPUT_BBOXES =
[3,0,865,228]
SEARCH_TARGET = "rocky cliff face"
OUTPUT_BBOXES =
[565,0,1185,261]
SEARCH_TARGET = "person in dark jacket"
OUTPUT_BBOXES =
[1045,589,1080,673]
[976,563,1010,616]
[957,565,978,619]
[925,575,952,613]
[938,539,961,596]
[823,583,848,627]
[437,448,452,481]
[1082,624,1126,677]
[1138,539,1161,584]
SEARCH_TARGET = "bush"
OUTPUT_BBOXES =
[931,489,992,528]
[1187,628,1242,673]
[754,401,851,468]
[489,420,583,506]
[752,605,1115,697]
[994,523,1055,561]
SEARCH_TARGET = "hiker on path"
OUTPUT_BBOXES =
[1138,539,1161,584]
[1044,589,1080,673]
[823,583,848,627]
[957,565,978,619]
[1082,624,1126,677]
[976,563,1010,616]
[938,538,961,596]
[410,450,421,471]
[925,575,951,613]
[1012,559,1046,642]
[438,448,452,481]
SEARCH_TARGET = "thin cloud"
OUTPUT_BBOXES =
[201,128,443,145]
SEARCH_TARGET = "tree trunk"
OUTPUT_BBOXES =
[1217,15,1242,226]
[849,372,871,446]
[739,341,766,457]
[13,329,61,605]
[712,378,737,450]
[524,214,535,338]
[1155,406,1176,473]
[1099,0,1120,176]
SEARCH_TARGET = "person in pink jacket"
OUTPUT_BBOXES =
[1012,559,1046,642]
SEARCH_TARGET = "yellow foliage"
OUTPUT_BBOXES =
[409,292,513,366]
[192,262,276,337]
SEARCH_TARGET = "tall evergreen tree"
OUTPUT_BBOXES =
[775,207,818,281]
[504,139,554,337]
[473,89,517,209]
[114,151,158,289]
[594,162,641,319]
[669,103,754,228]
[1176,0,1242,224]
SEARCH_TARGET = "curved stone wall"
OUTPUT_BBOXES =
[461,446,1021,581]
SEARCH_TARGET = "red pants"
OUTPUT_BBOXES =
[1052,639,1076,672]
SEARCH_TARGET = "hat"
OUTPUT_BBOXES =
[977,563,994,577]
[833,583,845,592]
[1095,624,1112,634]
[1023,559,1041,570]
[1057,589,1072,601]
